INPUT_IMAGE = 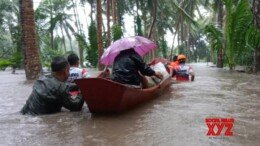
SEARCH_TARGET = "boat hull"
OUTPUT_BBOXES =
[75,77,171,113]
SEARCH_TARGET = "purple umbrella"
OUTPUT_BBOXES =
[101,36,157,65]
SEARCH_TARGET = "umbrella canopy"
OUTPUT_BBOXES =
[100,36,157,65]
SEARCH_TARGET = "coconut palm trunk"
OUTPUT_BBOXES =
[112,0,117,24]
[253,0,260,72]
[147,0,157,61]
[147,0,157,39]
[19,0,42,80]
[97,0,104,70]
[217,1,224,68]
[72,0,84,67]
[106,0,111,46]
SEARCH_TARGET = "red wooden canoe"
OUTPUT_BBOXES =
[75,60,172,113]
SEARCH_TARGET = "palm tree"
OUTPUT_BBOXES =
[19,0,42,80]
[213,0,224,68]
[206,0,255,69]
[166,0,198,60]
[253,0,260,72]
[106,0,112,46]
[147,0,157,39]
[35,0,75,52]
[97,0,104,70]
[224,0,253,69]
[0,0,14,59]
[71,0,85,67]
[112,0,117,24]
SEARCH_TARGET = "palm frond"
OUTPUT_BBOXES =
[167,0,197,26]
[205,24,224,52]
[224,0,254,68]
[245,26,260,51]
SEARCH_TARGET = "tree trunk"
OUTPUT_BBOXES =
[147,0,157,61]
[217,1,224,68]
[253,0,260,73]
[72,0,84,67]
[106,0,111,46]
[143,10,148,36]
[112,0,117,24]
[50,0,54,50]
[147,0,157,39]
[97,0,104,70]
[19,0,42,80]
[170,19,180,60]
[179,13,184,54]
[60,23,67,52]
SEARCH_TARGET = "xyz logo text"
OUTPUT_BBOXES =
[205,118,234,136]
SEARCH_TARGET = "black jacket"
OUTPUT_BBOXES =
[21,75,84,115]
[111,49,155,86]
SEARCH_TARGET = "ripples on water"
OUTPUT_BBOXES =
[0,63,259,145]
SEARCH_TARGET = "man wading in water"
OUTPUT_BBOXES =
[21,56,84,115]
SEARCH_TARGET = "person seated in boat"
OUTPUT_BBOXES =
[172,54,195,81]
[168,55,179,69]
[111,48,163,88]
[20,56,84,115]
[167,55,178,77]
[67,53,89,83]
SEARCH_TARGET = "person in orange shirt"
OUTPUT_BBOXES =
[169,55,179,68]
[172,54,195,81]
[168,55,179,76]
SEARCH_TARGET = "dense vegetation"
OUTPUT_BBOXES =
[0,0,259,79]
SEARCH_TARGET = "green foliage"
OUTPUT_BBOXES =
[75,33,87,47]
[245,26,260,51]
[157,37,168,58]
[1,0,258,71]
[0,31,13,58]
[75,33,88,52]
[35,0,75,51]
[205,24,224,52]
[223,0,254,69]
[86,21,98,67]
[0,59,12,70]
[195,40,210,61]
[0,0,22,68]
[41,48,63,67]
[102,32,109,49]
[116,0,127,26]
[9,51,22,68]
[177,44,187,55]
[0,0,12,25]
[204,24,224,64]
[112,24,123,41]
[0,49,21,70]
[135,15,143,36]
[205,0,257,68]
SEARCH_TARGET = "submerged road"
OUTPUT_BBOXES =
[0,63,259,145]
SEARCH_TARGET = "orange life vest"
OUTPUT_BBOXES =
[168,61,179,69]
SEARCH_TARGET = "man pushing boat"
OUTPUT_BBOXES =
[21,56,84,115]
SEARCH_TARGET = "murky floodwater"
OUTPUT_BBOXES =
[0,63,259,146]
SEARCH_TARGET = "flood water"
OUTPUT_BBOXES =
[0,63,259,146]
